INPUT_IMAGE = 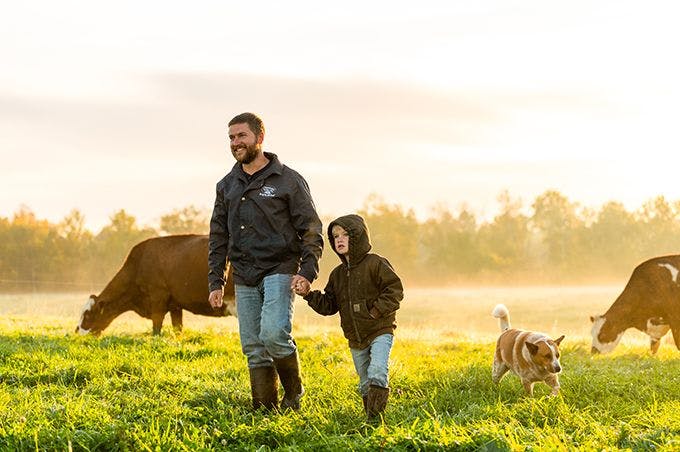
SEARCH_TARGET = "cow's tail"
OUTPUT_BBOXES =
[492,304,511,331]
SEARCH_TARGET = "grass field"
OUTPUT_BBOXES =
[1,286,679,450]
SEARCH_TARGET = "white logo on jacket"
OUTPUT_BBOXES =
[259,186,277,197]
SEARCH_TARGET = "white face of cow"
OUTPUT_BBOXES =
[590,315,623,354]
[76,296,97,335]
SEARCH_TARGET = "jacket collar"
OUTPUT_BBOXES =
[232,151,283,182]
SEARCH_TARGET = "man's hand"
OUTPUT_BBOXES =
[291,274,311,296]
[209,288,224,308]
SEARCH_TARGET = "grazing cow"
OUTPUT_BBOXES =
[590,255,680,354]
[76,234,236,335]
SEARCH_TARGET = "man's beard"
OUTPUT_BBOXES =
[232,143,260,164]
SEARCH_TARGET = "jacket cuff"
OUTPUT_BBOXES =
[209,282,224,292]
[298,268,316,284]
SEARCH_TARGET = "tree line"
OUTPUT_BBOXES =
[2,190,680,292]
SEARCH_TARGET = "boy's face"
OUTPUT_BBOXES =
[332,225,349,255]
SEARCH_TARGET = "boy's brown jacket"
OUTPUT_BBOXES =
[304,214,404,349]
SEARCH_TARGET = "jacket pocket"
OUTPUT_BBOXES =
[351,298,372,319]
[353,298,380,335]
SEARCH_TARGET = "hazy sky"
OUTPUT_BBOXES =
[2,1,679,231]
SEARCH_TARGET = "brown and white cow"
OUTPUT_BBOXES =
[76,234,236,335]
[590,255,680,354]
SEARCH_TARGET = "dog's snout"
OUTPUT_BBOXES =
[554,364,562,373]
[591,346,600,355]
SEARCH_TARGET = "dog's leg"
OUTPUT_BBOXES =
[521,380,534,396]
[492,359,509,384]
[545,374,560,396]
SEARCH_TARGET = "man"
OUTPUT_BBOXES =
[208,112,323,411]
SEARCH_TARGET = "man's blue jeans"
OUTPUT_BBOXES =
[235,273,296,368]
[350,333,393,396]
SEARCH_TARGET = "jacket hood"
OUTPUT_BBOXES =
[328,214,372,264]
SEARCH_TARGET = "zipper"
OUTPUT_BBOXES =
[347,262,363,343]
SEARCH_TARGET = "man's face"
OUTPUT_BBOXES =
[228,123,262,164]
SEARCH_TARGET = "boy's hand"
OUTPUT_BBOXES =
[291,274,311,296]
[294,286,310,296]
[208,288,224,308]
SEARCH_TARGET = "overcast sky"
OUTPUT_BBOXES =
[2,1,679,231]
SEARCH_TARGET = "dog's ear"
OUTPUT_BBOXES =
[525,341,539,355]
[554,335,565,346]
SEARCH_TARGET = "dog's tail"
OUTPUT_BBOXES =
[492,304,510,331]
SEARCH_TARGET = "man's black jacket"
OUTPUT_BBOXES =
[208,152,323,289]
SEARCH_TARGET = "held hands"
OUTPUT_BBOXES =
[291,274,311,296]
[208,288,224,308]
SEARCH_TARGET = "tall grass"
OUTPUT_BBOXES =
[1,287,679,450]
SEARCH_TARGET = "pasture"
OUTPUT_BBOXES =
[1,286,679,450]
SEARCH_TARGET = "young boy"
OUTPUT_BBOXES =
[293,214,404,419]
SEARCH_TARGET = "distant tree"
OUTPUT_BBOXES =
[478,191,530,274]
[90,210,157,283]
[636,196,680,257]
[530,190,584,276]
[159,205,209,235]
[12,192,680,292]
[358,194,419,280]
[420,204,482,281]
[58,209,90,242]
[52,209,94,286]
[1,206,53,290]
[315,215,337,284]
[584,201,642,277]
[0,215,11,288]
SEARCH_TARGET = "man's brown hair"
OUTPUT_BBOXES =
[228,112,265,138]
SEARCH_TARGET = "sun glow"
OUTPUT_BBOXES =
[1,1,679,230]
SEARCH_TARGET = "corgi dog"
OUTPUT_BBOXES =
[491,304,565,396]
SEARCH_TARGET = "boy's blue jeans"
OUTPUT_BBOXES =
[350,333,393,396]
[235,273,296,368]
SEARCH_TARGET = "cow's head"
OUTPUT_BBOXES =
[75,295,110,336]
[590,314,623,354]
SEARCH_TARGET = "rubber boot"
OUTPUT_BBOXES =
[249,366,279,411]
[366,384,390,419]
[273,351,304,411]
[362,394,369,415]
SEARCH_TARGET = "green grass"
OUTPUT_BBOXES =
[2,328,680,450]
[1,288,680,450]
